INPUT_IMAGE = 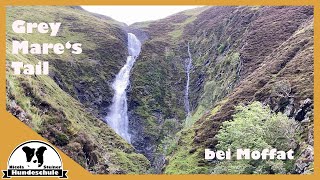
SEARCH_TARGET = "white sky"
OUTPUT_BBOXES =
[81,6,201,25]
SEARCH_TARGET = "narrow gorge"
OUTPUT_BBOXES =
[6,6,314,174]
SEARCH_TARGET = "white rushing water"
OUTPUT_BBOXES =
[104,33,141,143]
[184,42,192,117]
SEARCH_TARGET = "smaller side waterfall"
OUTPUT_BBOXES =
[104,33,141,143]
[184,42,192,117]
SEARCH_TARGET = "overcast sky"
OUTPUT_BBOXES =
[81,6,201,25]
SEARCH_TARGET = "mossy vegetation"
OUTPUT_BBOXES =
[6,6,314,174]
[7,6,130,117]
[135,6,313,174]
[6,6,150,174]
[164,128,209,174]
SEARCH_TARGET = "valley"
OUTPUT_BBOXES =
[6,6,314,174]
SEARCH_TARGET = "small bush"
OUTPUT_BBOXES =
[55,132,70,146]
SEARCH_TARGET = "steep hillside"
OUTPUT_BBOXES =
[129,6,313,174]
[6,6,150,174]
[6,6,314,175]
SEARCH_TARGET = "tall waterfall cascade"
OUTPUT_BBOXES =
[104,33,141,143]
[184,42,192,117]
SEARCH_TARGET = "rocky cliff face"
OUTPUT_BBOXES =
[6,6,314,174]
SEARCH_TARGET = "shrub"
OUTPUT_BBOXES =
[55,132,70,146]
[213,101,298,174]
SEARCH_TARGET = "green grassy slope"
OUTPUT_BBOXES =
[7,6,130,118]
[129,6,314,174]
[6,6,150,174]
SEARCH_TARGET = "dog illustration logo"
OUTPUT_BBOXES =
[22,146,47,168]
[2,140,68,178]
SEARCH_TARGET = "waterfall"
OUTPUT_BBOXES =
[104,33,141,143]
[184,42,192,117]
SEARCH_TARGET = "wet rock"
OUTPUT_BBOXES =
[283,98,295,116]
[307,127,314,146]
[295,98,312,121]
[294,144,313,174]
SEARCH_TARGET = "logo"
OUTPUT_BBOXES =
[2,140,68,178]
